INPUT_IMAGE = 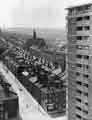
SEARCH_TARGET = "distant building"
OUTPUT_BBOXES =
[67,2,92,120]
[24,30,46,50]
[33,29,37,40]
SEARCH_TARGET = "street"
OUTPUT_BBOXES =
[0,61,67,120]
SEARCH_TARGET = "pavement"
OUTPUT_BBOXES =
[0,61,67,120]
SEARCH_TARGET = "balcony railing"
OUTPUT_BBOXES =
[76,49,89,55]
[76,40,91,45]
[77,85,83,91]
[76,93,81,98]
[76,58,89,65]
[76,20,90,26]
[68,9,92,18]
[76,67,89,75]
[76,109,82,116]
[76,30,90,36]
[82,104,88,111]
[83,86,88,93]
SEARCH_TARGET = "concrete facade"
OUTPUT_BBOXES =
[67,3,92,120]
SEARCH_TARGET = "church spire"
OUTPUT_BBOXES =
[33,29,37,39]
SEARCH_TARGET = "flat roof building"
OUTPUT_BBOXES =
[67,2,92,120]
[0,75,20,120]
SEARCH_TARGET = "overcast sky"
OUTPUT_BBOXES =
[0,0,92,29]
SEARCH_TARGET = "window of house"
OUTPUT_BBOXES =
[76,98,81,102]
[83,83,88,88]
[84,46,89,50]
[85,5,91,10]
[69,9,72,15]
[76,89,82,94]
[83,64,89,70]
[76,72,80,76]
[83,92,88,97]
[76,63,82,68]
[84,55,89,59]
[83,74,89,78]
[76,17,82,21]
[76,81,82,85]
[69,8,75,15]
[76,54,82,58]
[83,36,89,40]
[76,26,83,31]
[77,6,83,12]
[84,26,90,30]
[86,65,89,69]
[85,102,88,106]
[84,16,90,20]
[83,110,88,114]
[69,63,75,69]
[76,45,82,49]
[76,114,81,119]
[76,106,81,111]
[77,36,82,40]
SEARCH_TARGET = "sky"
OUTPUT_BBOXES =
[0,0,92,29]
